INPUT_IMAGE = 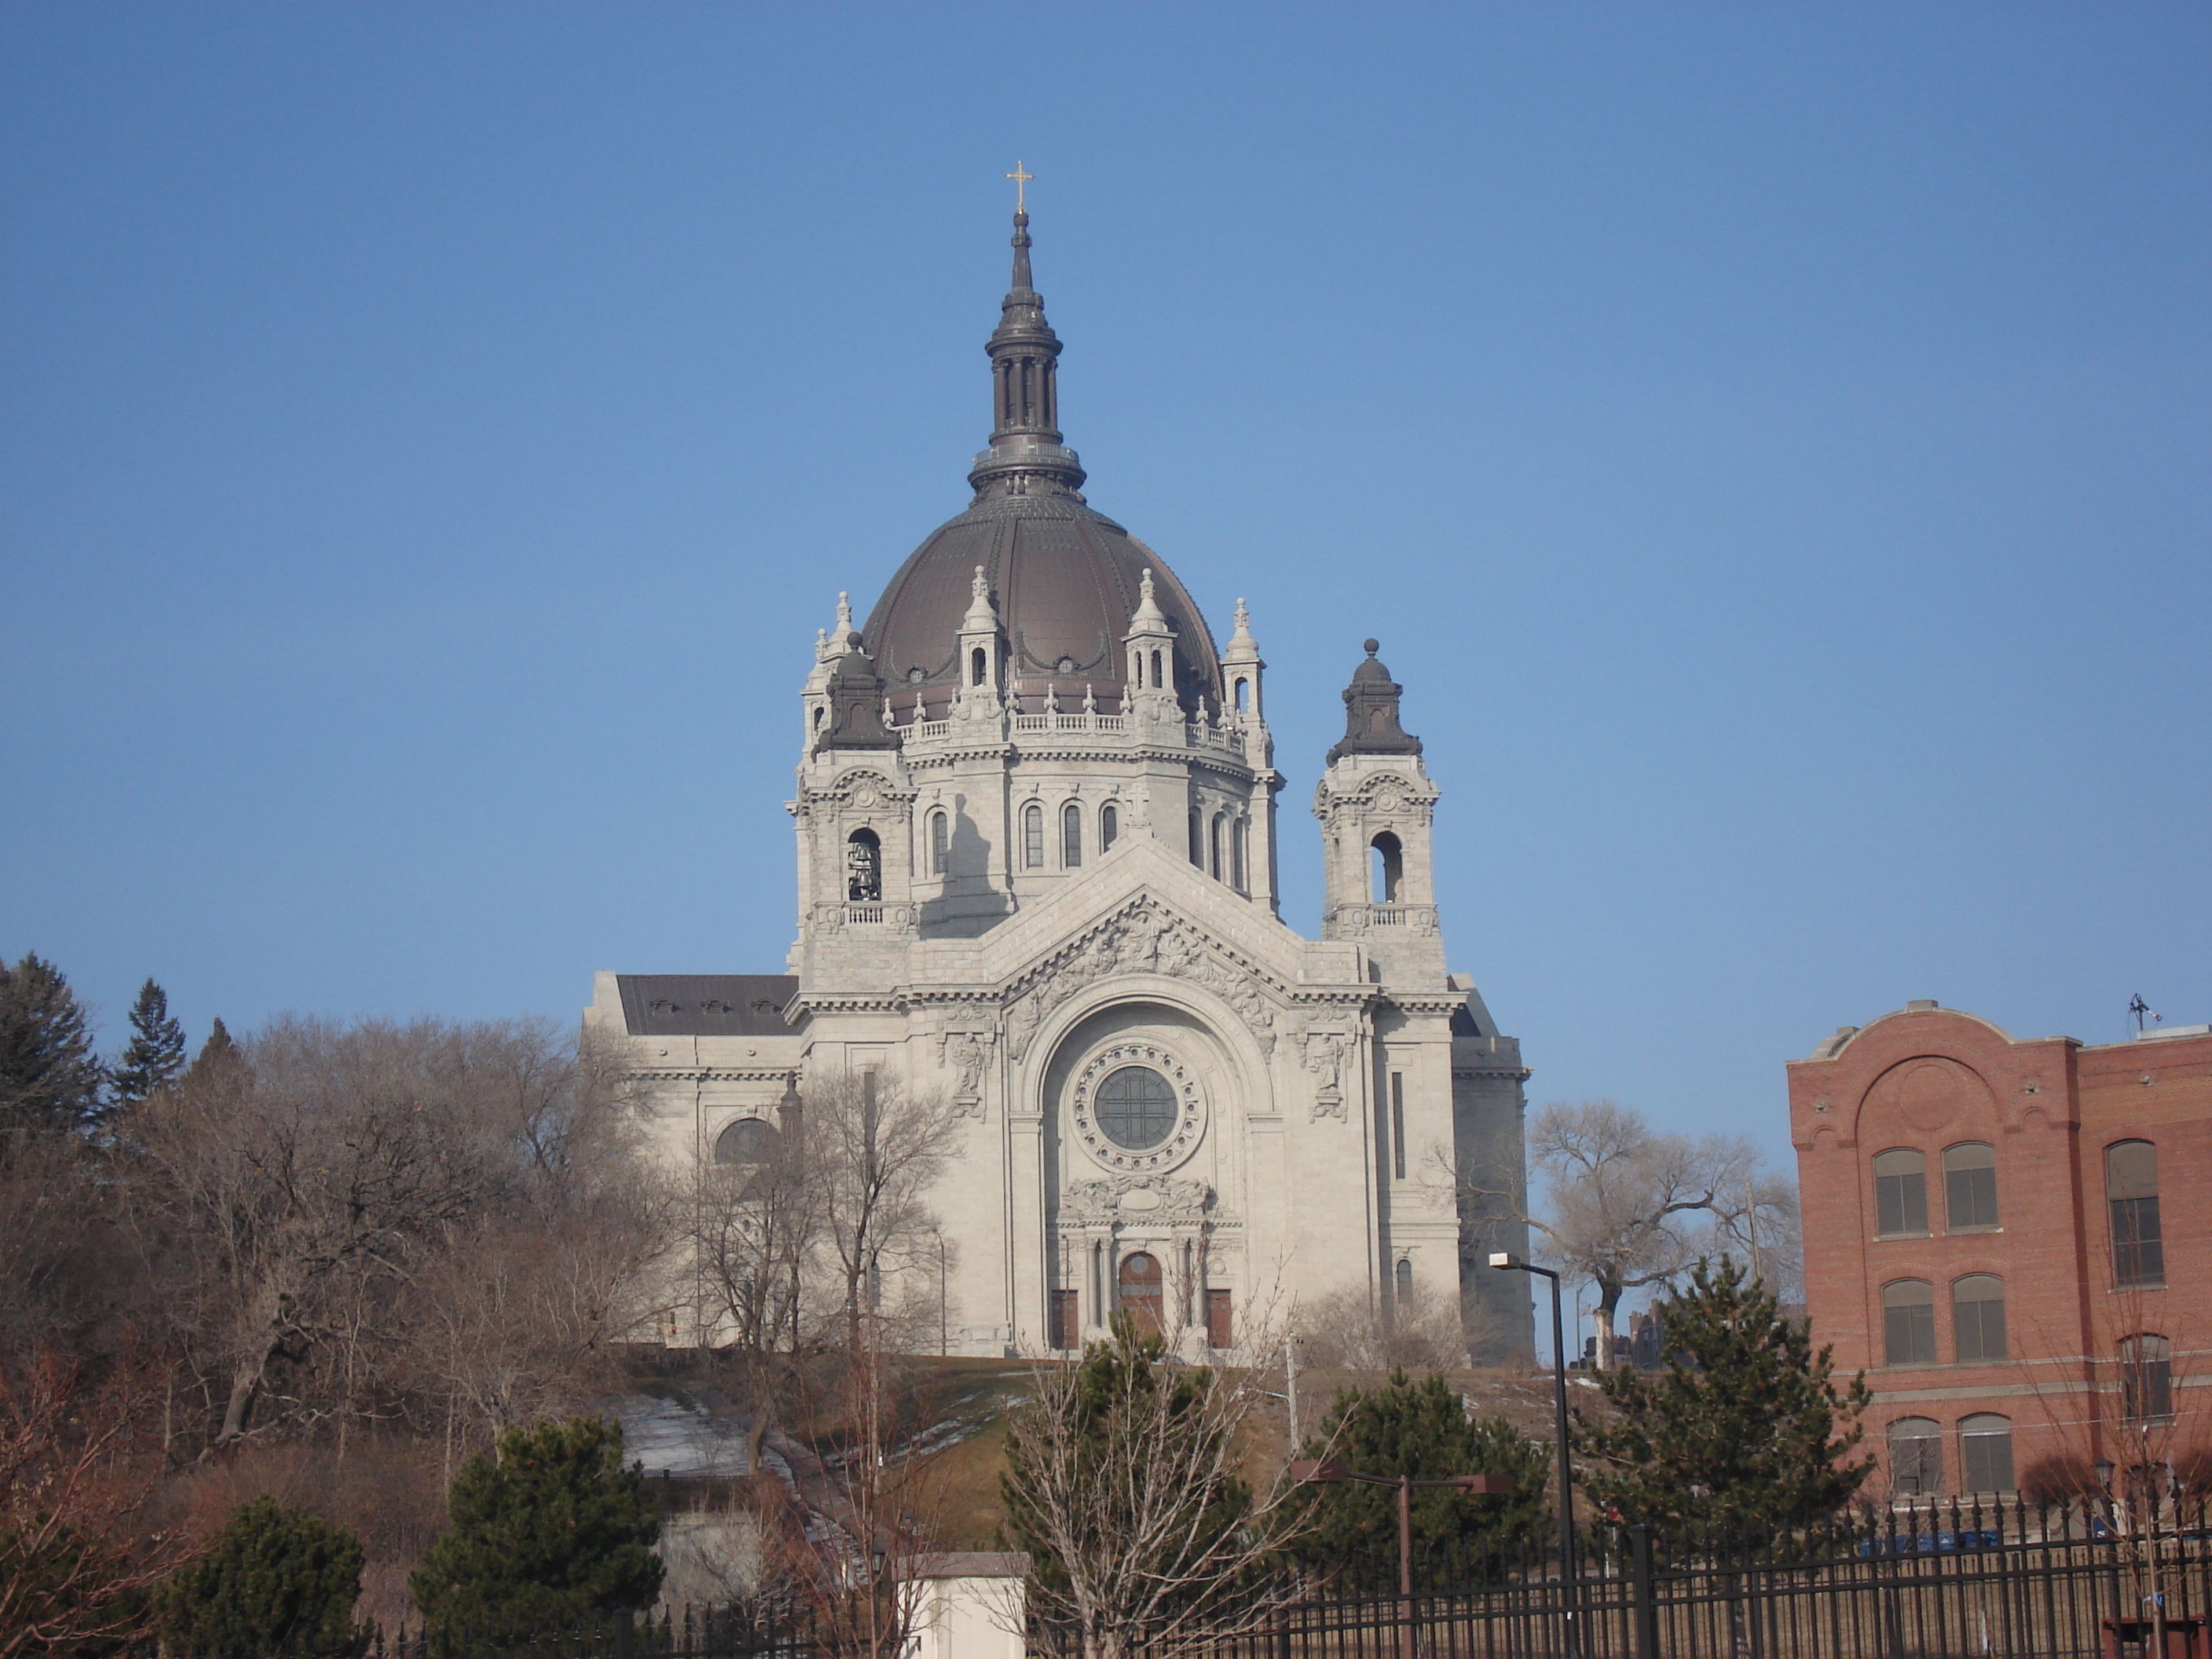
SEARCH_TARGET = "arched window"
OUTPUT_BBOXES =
[1234,676,1250,712]
[1959,1414,2014,1493]
[970,646,988,687]
[2120,1335,2172,1423]
[1394,1258,1414,1301]
[1943,1142,1998,1230]
[1100,803,1119,853]
[1024,804,1045,869]
[714,1118,777,1166]
[845,828,881,902]
[2106,1141,2163,1287]
[1231,818,1246,891]
[1952,1274,2007,1362]
[929,811,950,877]
[1888,1417,1943,1496]
[812,705,826,730]
[1061,803,1082,867]
[1188,809,1203,867]
[1883,1280,1936,1366]
[1149,649,1164,690]
[1118,1251,1163,1338]
[1371,831,1404,903]
[1873,1148,1929,1236]
[1209,814,1224,880]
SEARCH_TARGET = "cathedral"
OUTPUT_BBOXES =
[585,206,1532,1362]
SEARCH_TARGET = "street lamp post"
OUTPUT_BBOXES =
[1491,1251,1580,1658]
[1287,1459,1509,1659]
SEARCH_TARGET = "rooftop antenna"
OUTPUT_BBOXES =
[2129,994,2161,1035]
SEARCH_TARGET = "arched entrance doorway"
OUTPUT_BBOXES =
[1118,1251,1163,1339]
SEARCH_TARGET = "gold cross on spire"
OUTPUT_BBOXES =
[1005,160,1035,211]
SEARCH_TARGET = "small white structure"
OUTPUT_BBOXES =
[903,1553,1029,1659]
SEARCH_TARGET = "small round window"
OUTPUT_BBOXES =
[1095,1066,1177,1151]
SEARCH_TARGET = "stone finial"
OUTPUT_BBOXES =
[836,591,853,633]
[961,564,998,630]
[1130,567,1170,630]
[1082,682,1097,715]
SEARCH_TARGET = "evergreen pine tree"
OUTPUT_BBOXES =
[1289,1370,1551,1587]
[182,1018,245,1093]
[161,1496,365,1659]
[111,979,187,1110]
[0,951,107,1144]
[409,1418,662,1638]
[1572,1256,1873,1533]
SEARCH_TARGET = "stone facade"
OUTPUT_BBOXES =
[585,209,1532,1362]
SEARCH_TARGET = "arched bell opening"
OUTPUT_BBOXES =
[1370,830,1404,903]
[845,828,882,902]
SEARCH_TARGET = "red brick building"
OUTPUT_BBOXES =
[1789,1002,2210,1501]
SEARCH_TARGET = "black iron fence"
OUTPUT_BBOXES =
[356,1500,2212,1659]
[1042,1500,2212,1659]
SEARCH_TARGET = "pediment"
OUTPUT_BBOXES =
[975,840,1314,1063]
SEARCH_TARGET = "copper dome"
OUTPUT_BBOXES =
[860,207,1221,720]
[863,494,1221,720]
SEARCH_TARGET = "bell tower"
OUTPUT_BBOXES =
[1316,639,1444,984]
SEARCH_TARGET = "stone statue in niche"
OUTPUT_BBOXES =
[942,1031,991,1119]
[1303,1030,1348,1121]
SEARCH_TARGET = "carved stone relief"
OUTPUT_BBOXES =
[1057,1175,1215,1225]
[1005,899,1280,1061]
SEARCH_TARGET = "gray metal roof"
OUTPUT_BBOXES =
[614,975,797,1038]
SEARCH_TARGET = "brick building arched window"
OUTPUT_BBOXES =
[1883,1279,1936,1366]
[1873,1148,1929,1236]
[1951,1274,2006,1362]
[2106,1141,2165,1288]
[1959,1414,2014,1493]
[1888,1417,1943,1496]
[1942,1142,1998,1230]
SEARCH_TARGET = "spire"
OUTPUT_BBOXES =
[1010,207,1035,295]
[968,203,1086,500]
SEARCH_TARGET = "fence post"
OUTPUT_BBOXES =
[1631,1524,1660,1659]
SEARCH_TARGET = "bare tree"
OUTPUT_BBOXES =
[128,1015,669,1452]
[1292,1280,1468,1374]
[771,1328,954,1659]
[690,1121,826,1470]
[803,1073,958,1359]
[1460,1100,1760,1371]
[1000,1315,1323,1659]
[0,1344,198,1659]
[1694,1167,1806,1306]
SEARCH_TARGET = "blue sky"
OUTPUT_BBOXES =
[4,3,2207,1174]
